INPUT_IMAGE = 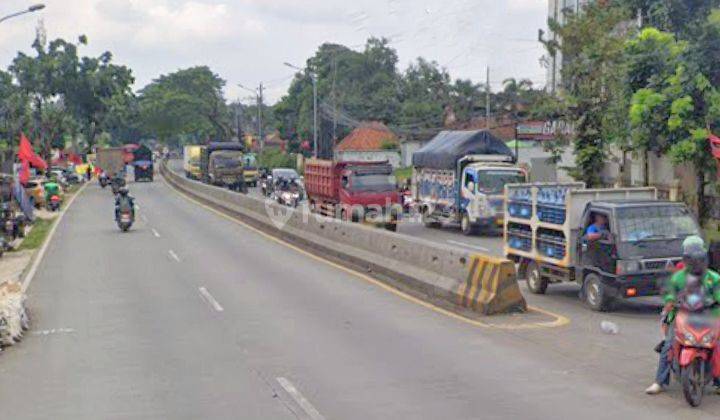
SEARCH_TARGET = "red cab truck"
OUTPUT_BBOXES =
[305,159,401,231]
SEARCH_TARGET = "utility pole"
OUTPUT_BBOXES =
[312,74,318,158]
[258,83,264,154]
[485,66,491,129]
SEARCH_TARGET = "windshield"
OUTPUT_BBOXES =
[350,174,397,192]
[617,206,699,242]
[211,151,243,169]
[243,154,257,168]
[475,170,525,194]
[273,169,299,180]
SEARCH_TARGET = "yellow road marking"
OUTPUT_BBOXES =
[161,173,570,330]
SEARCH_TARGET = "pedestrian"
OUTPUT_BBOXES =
[85,165,92,181]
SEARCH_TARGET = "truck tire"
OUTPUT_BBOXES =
[525,261,548,295]
[583,273,612,312]
[422,210,440,228]
[460,213,476,236]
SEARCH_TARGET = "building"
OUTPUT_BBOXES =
[546,0,593,93]
[334,122,401,168]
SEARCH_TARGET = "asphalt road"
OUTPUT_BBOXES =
[2,173,717,418]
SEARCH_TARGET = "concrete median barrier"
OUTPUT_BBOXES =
[160,161,527,317]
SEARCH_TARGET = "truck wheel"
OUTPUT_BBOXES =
[583,273,612,312]
[422,210,440,228]
[526,261,548,294]
[460,213,476,236]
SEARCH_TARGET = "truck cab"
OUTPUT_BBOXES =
[577,201,700,310]
[459,163,526,234]
[200,143,247,193]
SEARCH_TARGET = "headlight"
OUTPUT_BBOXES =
[701,334,715,346]
[617,260,641,275]
[684,332,697,345]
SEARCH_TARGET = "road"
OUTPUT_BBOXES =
[1,175,717,418]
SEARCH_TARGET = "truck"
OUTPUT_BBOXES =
[504,182,701,311]
[305,159,401,232]
[183,145,202,179]
[243,153,259,187]
[412,130,526,235]
[200,142,247,193]
[96,147,126,178]
[132,144,154,182]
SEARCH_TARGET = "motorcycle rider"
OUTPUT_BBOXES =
[44,179,61,208]
[646,235,720,394]
[114,186,135,222]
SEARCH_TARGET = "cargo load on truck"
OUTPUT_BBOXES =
[200,142,247,193]
[305,159,401,232]
[96,147,126,177]
[183,145,202,179]
[505,182,700,311]
[412,130,525,235]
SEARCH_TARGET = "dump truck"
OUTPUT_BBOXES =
[305,159,401,232]
[132,144,154,182]
[412,130,526,235]
[96,147,126,178]
[504,182,701,311]
[200,142,247,193]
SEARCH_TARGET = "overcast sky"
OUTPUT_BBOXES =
[0,0,548,104]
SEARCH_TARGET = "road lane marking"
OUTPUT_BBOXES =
[151,228,161,238]
[446,240,490,252]
[276,377,325,420]
[198,287,224,312]
[168,249,181,262]
[22,181,90,293]
[162,174,569,330]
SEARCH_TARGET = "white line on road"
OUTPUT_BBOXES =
[446,240,490,252]
[151,228,161,238]
[198,287,224,312]
[276,377,325,420]
[168,249,181,262]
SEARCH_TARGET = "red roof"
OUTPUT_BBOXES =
[336,122,399,151]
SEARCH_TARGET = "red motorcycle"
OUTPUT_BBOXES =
[48,195,61,212]
[669,289,720,407]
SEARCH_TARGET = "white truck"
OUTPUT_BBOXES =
[412,130,526,235]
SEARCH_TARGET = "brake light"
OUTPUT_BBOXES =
[626,287,637,297]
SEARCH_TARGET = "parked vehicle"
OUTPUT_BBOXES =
[670,289,720,407]
[96,147,126,180]
[132,144,154,182]
[504,182,700,311]
[47,194,61,212]
[200,143,247,193]
[413,130,526,235]
[1,202,24,241]
[183,145,203,179]
[305,159,401,232]
[23,179,45,209]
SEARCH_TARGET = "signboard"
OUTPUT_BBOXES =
[517,120,575,141]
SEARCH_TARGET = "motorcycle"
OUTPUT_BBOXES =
[117,209,134,232]
[277,189,301,208]
[1,203,23,243]
[669,288,720,407]
[111,177,126,195]
[261,175,272,197]
[48,194,61,212]
[99,173,109,188]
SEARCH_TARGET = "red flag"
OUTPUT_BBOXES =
[18,133,47,170]
[710,134,720,160]
[19,159,30,185]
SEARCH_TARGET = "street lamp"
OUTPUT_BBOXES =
[285,62,318,158]
[0,4,45,24]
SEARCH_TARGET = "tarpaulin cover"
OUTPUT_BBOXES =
[412,130,514,170]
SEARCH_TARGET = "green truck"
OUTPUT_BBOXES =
[200,142,247,193]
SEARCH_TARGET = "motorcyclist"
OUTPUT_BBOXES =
[44,179,61,206]
[114,186,135,221]
[646,235,720,394]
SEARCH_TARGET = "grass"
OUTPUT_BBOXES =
[17,217,56,251]
[395,166,412,184]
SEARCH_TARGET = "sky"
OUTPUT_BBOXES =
[0,0,549,104]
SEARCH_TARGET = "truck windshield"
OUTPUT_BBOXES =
[350,174,396,192]
[475,170,525,194]
[617,206,699,242]
[273,169,299,180]
[243,154,257,168]
[211,152,242,169]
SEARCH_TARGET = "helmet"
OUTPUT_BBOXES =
[682,235,707,276]
[119,186,129,196]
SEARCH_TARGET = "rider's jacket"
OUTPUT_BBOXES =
[665,269,720,322]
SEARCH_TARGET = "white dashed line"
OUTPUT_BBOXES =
[151,228,161,238]
[168,249,181,262]
[276,377,325,420]
[198,287,224,312]
[446,240,490,252]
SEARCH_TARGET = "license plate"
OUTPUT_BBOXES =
[121,215,131,222]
